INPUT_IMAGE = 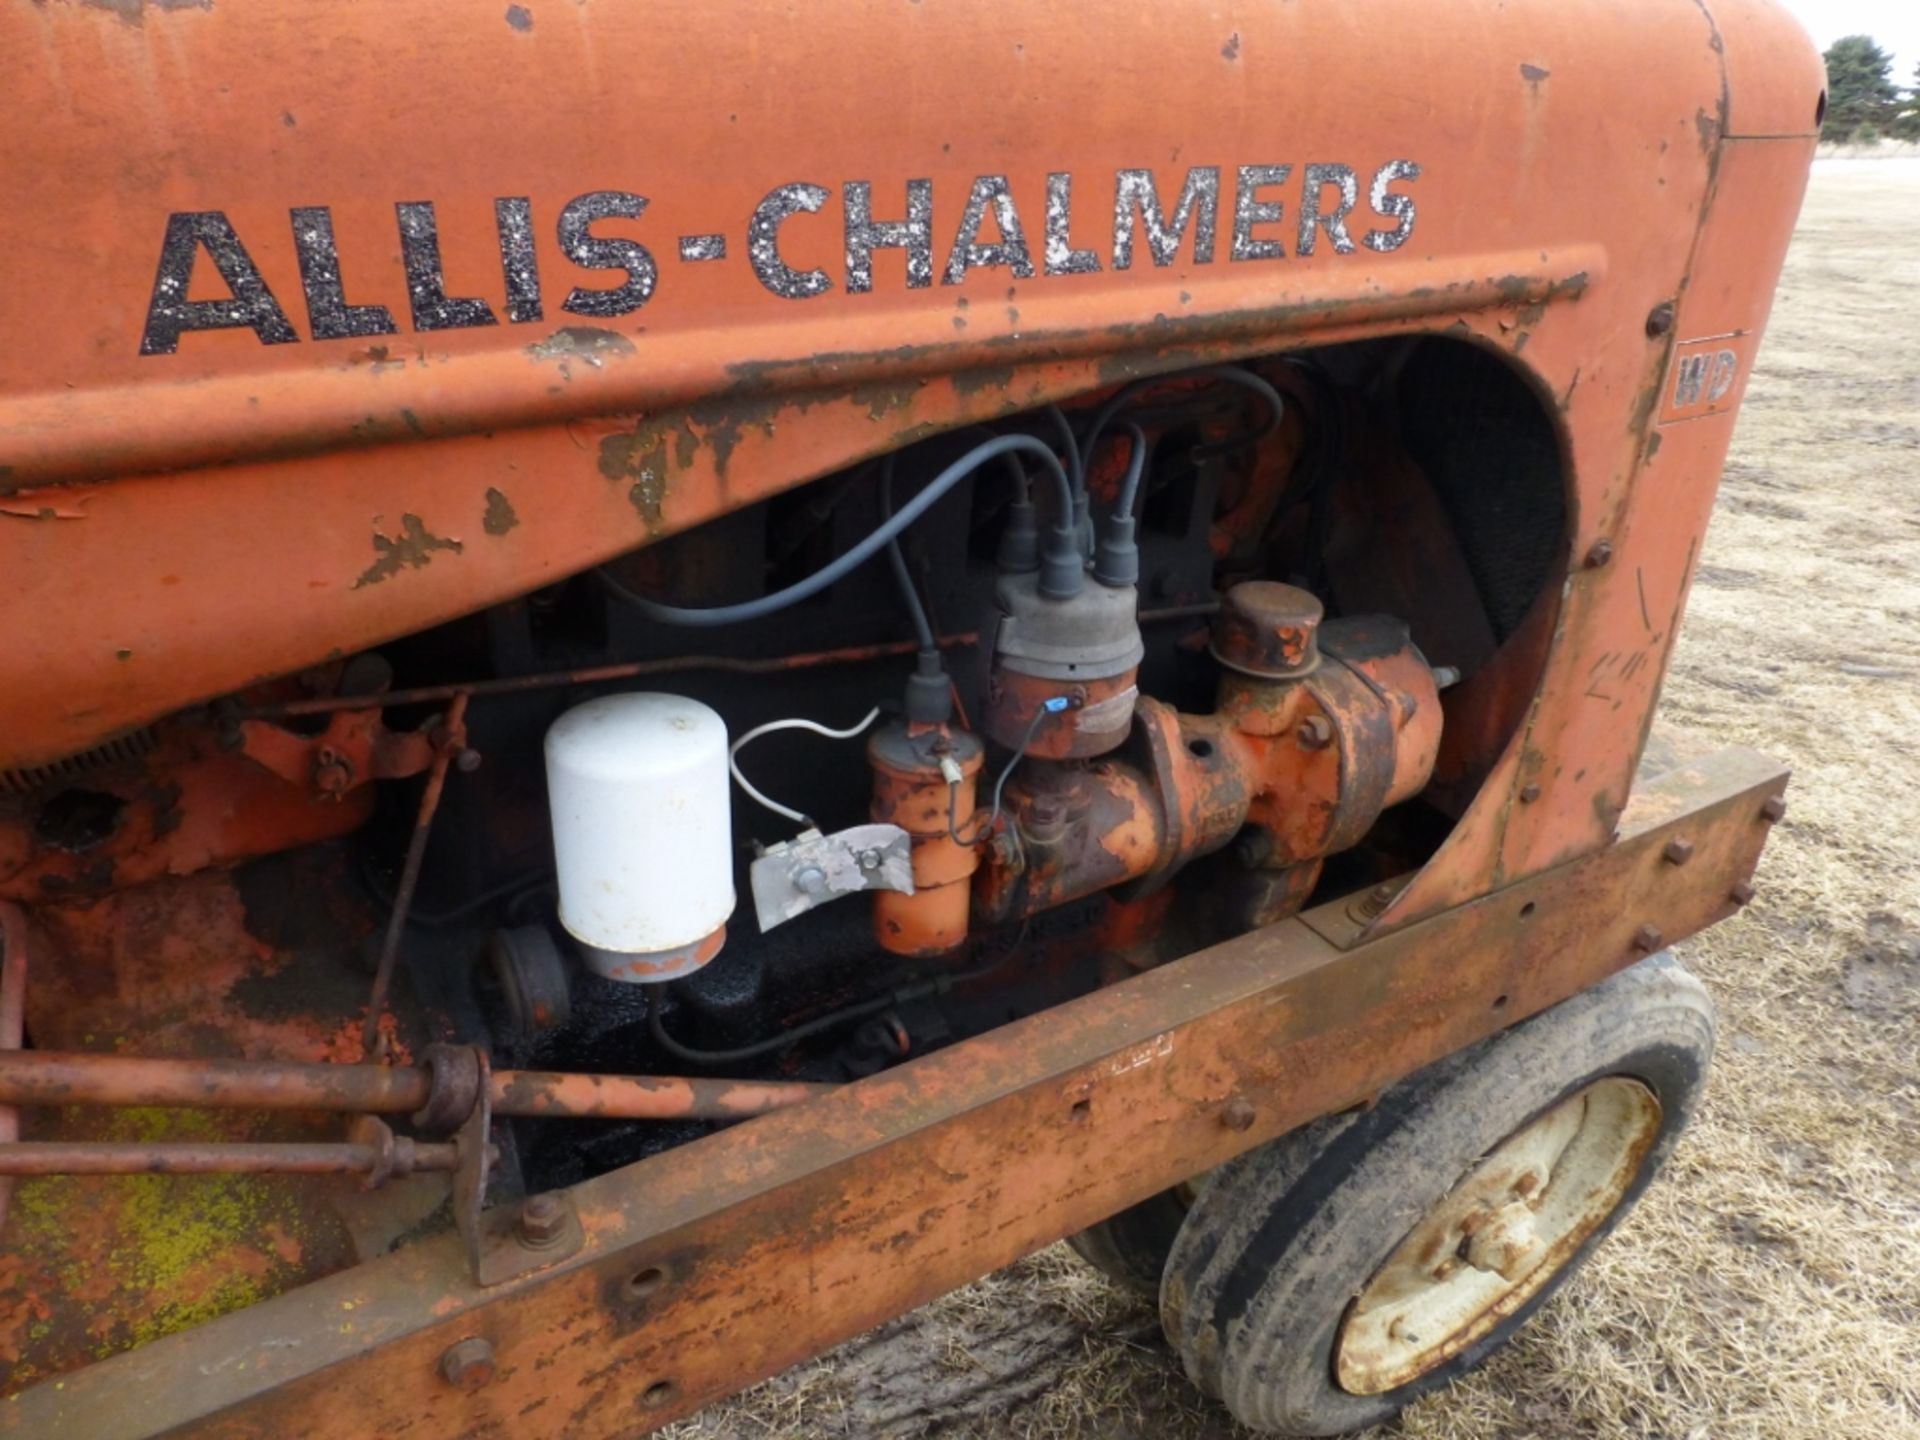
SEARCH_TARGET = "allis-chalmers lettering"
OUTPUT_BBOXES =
[138,161,1421,355]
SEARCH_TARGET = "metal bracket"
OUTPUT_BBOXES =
[443,1043,587,1287]
[449,1046,493,1286]
[473,1193,586,1288]
[750,823,913,933]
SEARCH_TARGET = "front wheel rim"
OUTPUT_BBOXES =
[1333,1075,1663,1396]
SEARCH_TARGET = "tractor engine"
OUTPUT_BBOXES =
[0,346,1555,1229]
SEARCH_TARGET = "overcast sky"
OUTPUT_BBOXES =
[1779,0,1918,79]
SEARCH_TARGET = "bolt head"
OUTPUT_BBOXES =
[455,747,483,774]
[1519,783,1542,804]
[311,747,355,794]
[1221,1096,1258,1133]
[1234,829,1274,868]
[1662,838,1695,866]
[1760,795,1787,823]
[1633,923,1664,953]
[1584,539,1614,569]
[1295,714,1334,750]
[1729,882,1756,907]
[517,1194,567,1246]
[439,1337,496,1391]
[1027,795,1067,826]
[1645,302,1676,338]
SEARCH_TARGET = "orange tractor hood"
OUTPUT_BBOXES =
[0,0,1823,775]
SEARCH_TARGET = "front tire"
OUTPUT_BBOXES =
[1160,952,1716,1436]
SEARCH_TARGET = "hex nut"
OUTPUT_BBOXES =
[439,1337,496,1391]
[1760,795,1787,823]
[517,1194,567,1247]
[1729,882,1756,907]
[311,747,355,796]
[1662,838,1695,867]
[1296,715,1334,750]
[1633,923,1664,953]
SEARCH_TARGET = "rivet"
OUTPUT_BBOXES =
[1645,302,1676,338]
[1519,784,1542,804]
[1221,1096,1257,1133]
[1584,539,1614,569]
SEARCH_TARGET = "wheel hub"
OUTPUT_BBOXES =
[1333,1075,1663,1396]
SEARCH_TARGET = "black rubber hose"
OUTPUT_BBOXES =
[647,982,900,1067]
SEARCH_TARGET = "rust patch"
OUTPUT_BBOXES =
[1221,32,1240,60]
[596,420,684,531]
[525,327,636,378]
[504,3,532,30]
[849,380,919,422]
[481,489,518,537]
[351,515,464,589]
[1694,106,1719,155]
[348,345,407,376]
[1520,62,1549,83]
[950,362,1017,399]
[700,394,785,479]
[77,0,211,25]
[0,487,91,521]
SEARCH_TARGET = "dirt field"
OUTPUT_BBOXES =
[665,161,1920,1440]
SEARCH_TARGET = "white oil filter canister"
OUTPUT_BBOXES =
[544,692,733,982]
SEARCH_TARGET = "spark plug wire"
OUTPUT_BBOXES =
[598,433,1076,626]
[947,697,1069,846]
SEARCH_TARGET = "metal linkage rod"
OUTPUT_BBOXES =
[0,902,28,1231]
[362,693,470,1053]
[0,1050,833,1125]
[0,1139,459,1178]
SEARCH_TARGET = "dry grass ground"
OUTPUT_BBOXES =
[666,161,1920,1440]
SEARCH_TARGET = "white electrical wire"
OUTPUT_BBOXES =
[728,707,883,826]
